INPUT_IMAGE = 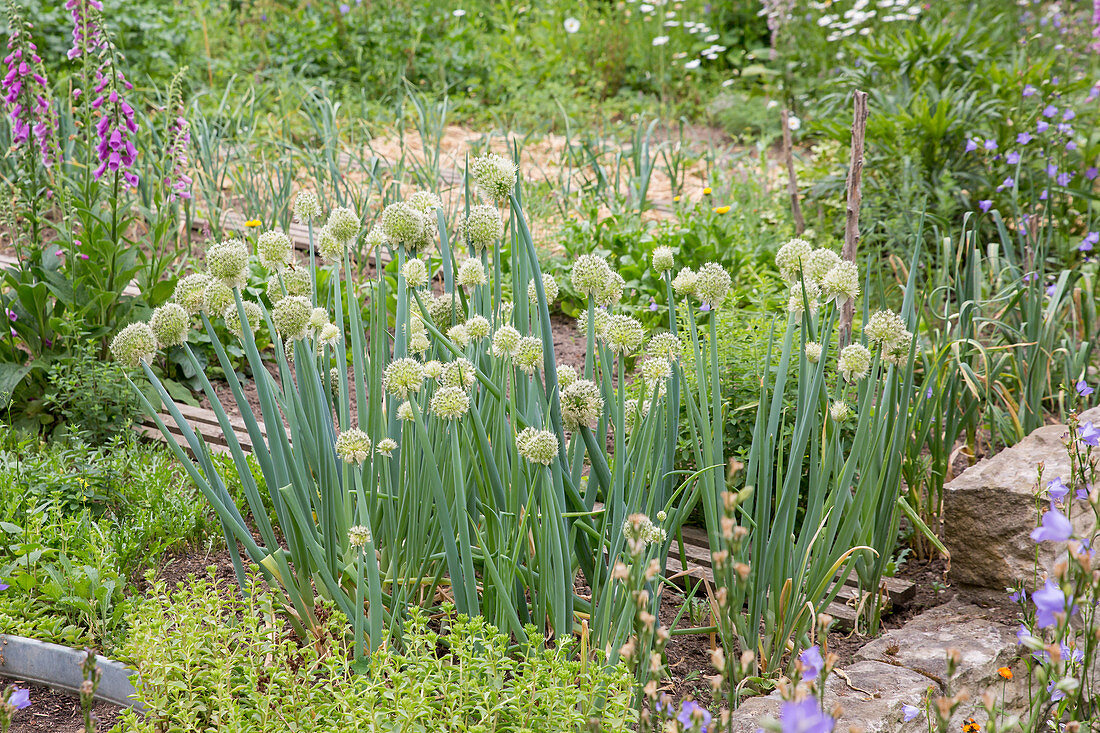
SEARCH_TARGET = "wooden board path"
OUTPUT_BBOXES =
[137,402,914,630]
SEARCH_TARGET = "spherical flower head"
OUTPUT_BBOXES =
[622,513,666,550]
[294,191,322,223]
[317,225,344,265]
[402,258,429,287]
[491,325,522,358]
[422,360,444,380]
[204,279,234,315]
[224,300,263,338]
[787,280,820,315]
[440,357,476,391]
[557,364,577,389]
[597,270,625,308]
[257,230,293,271]
[309,307,330,332]
[348,524,372,548]
[515,427,558,466]
[330,367,341,395]
[405,190,439,213]
[457,258,487,288]
[806,248,841,285]
[384,357,426,399]
[498,301,514,323]
[837,343,872,382]
[571,254,612,298]
[671,267,698,298]
[830,401,852,422]
[647,332,682,362]
[381,202,426,248]
[775,238,814,282]
[561,379,603,430]
[376,438,398,457]
[641,357,672,391]
[335,428,372,465]
[284,340,295,365]
[514,336,544,375]
[206,238,250,288]
[327,206,360,245]
[821,260,860,306]
[267,267,310,305]
[459,205,503,253]
[652,245,675,273]
[175,273,212,314]
[272,295,312,340]
[111,322,158,368]
[318,322,341,348]
[804,340,823,364]
[150,303,189,348]
[883,330,914,367]
[396,400,415,422]
[593,309,612,340]
[622,398,649,435]
[431,386,470,420]
[528,273,559,306]
[695,262,731,308]
[605,315,645,356]
[428,294,464,329]
[409,331,431,356]
[364,224,390,252]
[447,323,470,348]
[471,153,518,204]
[864,310,907,348]
[465,315,490,340]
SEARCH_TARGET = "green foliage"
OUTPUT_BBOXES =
[116,572,634,733]
[39,343,146,441]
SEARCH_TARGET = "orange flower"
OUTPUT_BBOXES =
[997,666,1012,680]
[713,205,730,214]
[244,219,261,227]
[962,718,981,733]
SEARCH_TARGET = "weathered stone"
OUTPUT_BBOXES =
[854,602,1019,698]
[943,407,1100,589]
[725,695,782,733]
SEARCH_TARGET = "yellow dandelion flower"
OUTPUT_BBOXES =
[714,205,730,214]
[244,219,262,228]
[673,195,681,202]
[702,187,712,195]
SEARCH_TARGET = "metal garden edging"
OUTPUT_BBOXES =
[0,634,143,711]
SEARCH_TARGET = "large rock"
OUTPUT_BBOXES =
[943,407,1100,589]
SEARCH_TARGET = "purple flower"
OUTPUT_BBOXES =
[1063,109,1076,121]
[1006,151,1020,164]
[677,701,712,731]
[1031,508,1072,543]
[699,302,711,312]
[64,0,105,59]
[1078,380,1095,397]
[1047,476,1070,501]
[1076,483,1091,502]
[649,298,658,312]
[1042,105,1058,118]
[1088,167,1099,181]
[1066,141,1077,151]
[1017,132,1033,144]
[1081,232,1099,252]
[983,139,997,151]
[901,704,920,722]
[1048,678,1065,702]
[965,139,979,152]
[1040,189,1049,201]
[997,177,1014,192]
[164,115,192,201]
[1080,421,1099,447]
[979,200,993,213]
[1058,124,1074,135]
[925,386,933,399]
[2,10,58,167]
[1057,173,1072,186]
[0,581,9,590]
[1032,580,1065,628]
[6,309,16,322]
[799,645,824,681]
[780,699,834,733]
[339,2,350,12]
[1008,587,1026,603]
[78,253,89,260]
[1046,163,1058,178]
[1023,84,1038,97]
[9,687,30,710]
[1037,121,1050,133]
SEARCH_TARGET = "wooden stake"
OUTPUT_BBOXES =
[839,90,868,348]
[781,109,805,236]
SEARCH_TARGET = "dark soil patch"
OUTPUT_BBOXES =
[2,681,125,733]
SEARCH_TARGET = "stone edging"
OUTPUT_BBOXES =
[0,634,143,711]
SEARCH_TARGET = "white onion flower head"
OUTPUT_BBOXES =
[150,303,189,348]
[376,438,398,458]
[622,513,666,550]
[272,295,312,340]
[515,427,558,466]
[111,322,157,368]
[641,356,672,386]
[206,238,250,288]
[431,386,470,420]
[605,315,645,356]
[284,340,295,365]
[384,357,426,398]
[174,273,212,314]
[471,153,518,204]
[864,310,907,349]
[407,190,442,213]
[695,262,731,308]
[330,367,341,395]
[422,360,444,380]
[561,379,602,430]
[837,343,872,382]
[597,270,625,308]
[309,307,330,332]
[335,428,372,465]
[317,225,344,265]
[593,309,612,340]
[257,230,293,271]
[267,267,310,305]
[204,279,234,316]
[460,205,503,253]
[571,254,612,298]
[447,323,470,348]
[327,206,360,245]
[652,246,675,273]
[806,248,841,285]
[492,325,522,358]
[557,364,577,389]
[402,258,429,287]
[622,398,650,435]
[294,191,322,223]
[381,202,426,248]
[498,301,514,323]
[671,267,698,298]
[528,274,559,305]
[440,358,476,391]
[804,340,823,364]
[647,332,682,361]
[830,401,853,422]
[821,261,860,306]
[348,525,372,548]
[775,238,814,282]
[465,315,490,340]
[787,280,820,315]
[428,295,463,328]
[456,258,487,288]
[224,300,262,338]
[884,330,914,366]
[318,323,341,348]
[364,224,389,252]
[396,400,415,422]
[514,336,544,375]
[409,331,431,357]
